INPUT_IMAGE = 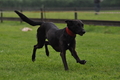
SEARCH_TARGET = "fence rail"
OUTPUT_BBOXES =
[1,17,120,27]
[0,9,120,27]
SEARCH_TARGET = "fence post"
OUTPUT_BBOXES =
[0,10,3,23]
[44,7,46,19]
[74,8,77,20]
[40,8,44,21]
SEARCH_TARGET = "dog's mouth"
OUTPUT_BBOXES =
[79,32,85,36]
[79,34,84,36]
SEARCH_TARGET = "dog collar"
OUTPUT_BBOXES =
[66,27,76,37]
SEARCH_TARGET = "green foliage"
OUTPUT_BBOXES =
[0,21,120,80]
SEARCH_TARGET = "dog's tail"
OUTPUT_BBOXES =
[14,10,44,26]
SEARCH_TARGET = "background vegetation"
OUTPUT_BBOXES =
[0,0,120,9]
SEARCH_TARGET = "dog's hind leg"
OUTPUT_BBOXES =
[32,45,38,62]
[32,42,45,62]
[45,41,49,56]
[32,28,45,62]
[32,41,49,61]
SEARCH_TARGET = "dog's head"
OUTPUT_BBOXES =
[65,20,85,36]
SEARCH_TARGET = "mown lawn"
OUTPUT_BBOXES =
[0,21,120,80]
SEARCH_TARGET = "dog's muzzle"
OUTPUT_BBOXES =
[79,31,85,36]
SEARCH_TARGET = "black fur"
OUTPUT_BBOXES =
[15,11,86,70]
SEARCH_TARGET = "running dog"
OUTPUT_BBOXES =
[15,11,86,70]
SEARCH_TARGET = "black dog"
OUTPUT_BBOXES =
[15,11,86,70]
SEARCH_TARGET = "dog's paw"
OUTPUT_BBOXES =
[32,59,35,62]
[32,58,36,62]
[32,57,36,62]
[80,60,86,65]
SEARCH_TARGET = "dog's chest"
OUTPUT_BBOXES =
[67,43,70,47]
[66,37,74,47]
[66,42,73,49]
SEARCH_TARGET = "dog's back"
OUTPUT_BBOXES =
[41,22,59,32]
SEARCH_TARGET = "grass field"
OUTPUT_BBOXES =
[0,21,120,80]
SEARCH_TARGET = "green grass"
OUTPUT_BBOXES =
[0,21,120,80]
[3,10,120,21]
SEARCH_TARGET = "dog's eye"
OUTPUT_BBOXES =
[77,23,83,27]
[77,24,80,26]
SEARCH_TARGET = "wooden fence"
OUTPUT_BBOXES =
[0,10,120,27]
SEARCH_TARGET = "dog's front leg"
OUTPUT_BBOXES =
[69,40,86,64]
[60,51,69,70]
[69,48,86,64]
[59,42,69,70]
